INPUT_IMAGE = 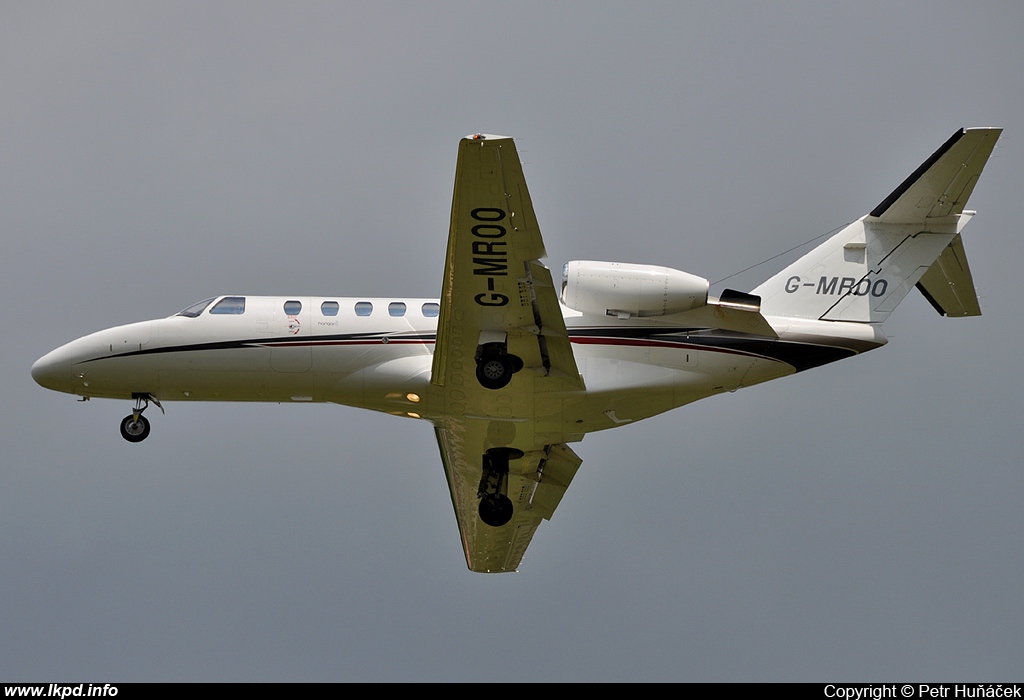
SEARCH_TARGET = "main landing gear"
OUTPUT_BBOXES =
[474,342,523,391]
[119,393,162,443]
[477,447,524,527]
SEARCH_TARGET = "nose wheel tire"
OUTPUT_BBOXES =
[120,414,151,443]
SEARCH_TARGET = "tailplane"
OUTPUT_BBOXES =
[751,127,1000,323]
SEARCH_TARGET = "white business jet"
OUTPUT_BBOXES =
[33,128,1000,572]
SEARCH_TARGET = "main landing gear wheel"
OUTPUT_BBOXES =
[478,493,514,527]
[474,343,523,391]
[476,447,523,527]
[120,414,151,443]
[476,355,513,390]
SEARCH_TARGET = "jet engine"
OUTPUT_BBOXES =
[561,260,709,318]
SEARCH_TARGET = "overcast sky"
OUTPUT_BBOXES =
[3,1,1022,681]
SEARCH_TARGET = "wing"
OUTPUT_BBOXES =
[431,134,585,572]
[432,134,583,390]
[435,425,582,573]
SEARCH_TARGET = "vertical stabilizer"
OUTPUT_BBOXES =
[751,128,999,323]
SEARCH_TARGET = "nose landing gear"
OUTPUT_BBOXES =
[119,393,162,443]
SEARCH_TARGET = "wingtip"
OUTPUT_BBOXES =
[463,132,513,142]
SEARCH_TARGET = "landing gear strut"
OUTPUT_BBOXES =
[119,393,161,443]
[477,447,524,527]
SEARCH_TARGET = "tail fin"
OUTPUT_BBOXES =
[751,127,1000,323]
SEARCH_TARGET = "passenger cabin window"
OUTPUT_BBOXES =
[421,302,440,317]
[209,296,246,315]
[388,302,407,317]
[283,300,301,315]
[176,298,215,318]
[321,301,340,317]
[355,301,373,317]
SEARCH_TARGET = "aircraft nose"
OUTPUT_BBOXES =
[31,347,74,394]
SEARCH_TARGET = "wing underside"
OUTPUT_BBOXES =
[435,426,581,572]
[430,134,585,572]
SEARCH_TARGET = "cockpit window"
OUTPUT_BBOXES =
[209,296,246,315]
[283,300,301,315]
[176,298,215,318]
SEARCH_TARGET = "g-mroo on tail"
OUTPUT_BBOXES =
[752,127,1001,323]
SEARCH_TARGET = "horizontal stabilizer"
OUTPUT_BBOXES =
[915,233,981,317]
[870,127,1001,223]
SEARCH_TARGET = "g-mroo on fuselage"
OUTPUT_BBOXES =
[32,129,1000,572]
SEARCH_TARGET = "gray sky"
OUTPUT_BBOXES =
[3,1,1022,681]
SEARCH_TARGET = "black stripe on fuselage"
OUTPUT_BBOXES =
[79,332,438,363]
[84,327,856,372]
[567,327,857,372]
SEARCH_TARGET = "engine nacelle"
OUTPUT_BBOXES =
[561,260,709,318]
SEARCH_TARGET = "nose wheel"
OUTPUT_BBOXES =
[120,414,151,443]
[119,393,161,443]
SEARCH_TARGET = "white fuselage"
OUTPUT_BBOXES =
[32,294,886,440]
